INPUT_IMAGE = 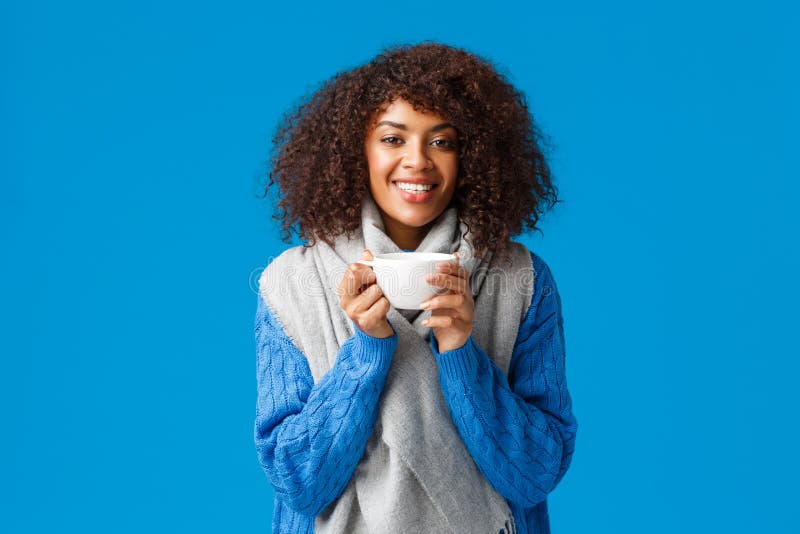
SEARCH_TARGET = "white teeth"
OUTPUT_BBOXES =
[396,182,434,192]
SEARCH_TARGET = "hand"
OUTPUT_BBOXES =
[337,249,394,339]
[420,252,475,352]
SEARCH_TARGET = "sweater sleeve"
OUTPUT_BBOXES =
[431,251,578,508]
[253,294,398,517]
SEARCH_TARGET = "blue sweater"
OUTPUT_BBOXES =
[254,252,577,533]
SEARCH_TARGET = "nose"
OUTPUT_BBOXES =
[401,139,433,171]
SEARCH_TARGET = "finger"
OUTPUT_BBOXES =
[431,307,460,320]
[370,295,390,317]
[446,252,461,272]
[426,272,468,294]
[357,296,391,332]
[423,314,461,329]
[351,261,377,286]
[351,283,384,314]
[339,264,377,299]
[355,249,378,289]
[337,265,357,299]
[354,267,377,292]
[436,261,468,280]
[419,293,468,311]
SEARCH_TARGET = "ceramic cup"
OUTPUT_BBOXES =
[357,252,457,310]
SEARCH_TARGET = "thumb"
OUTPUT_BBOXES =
[362,249,374,261]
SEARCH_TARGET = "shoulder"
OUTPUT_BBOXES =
[479,241,536,293]
[257,245,319,302]
[492,241,545,290]
[521,248,563,334]
[478,241,538,326]
[256,245,327,355]
[502,240,534,269]
[529,250,557,296]
[502,242,557,296]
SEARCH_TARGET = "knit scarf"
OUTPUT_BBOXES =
[260,194,534,533]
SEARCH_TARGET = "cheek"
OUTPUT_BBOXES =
[436,154,459,182]
[366,147,395,176]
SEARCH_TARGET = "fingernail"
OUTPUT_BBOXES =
[421,319,429,326]
[419,300,430,309]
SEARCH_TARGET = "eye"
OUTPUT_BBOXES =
[431,138,456,150]
[381,136,403,145]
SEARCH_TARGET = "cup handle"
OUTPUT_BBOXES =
[356,260,374,267]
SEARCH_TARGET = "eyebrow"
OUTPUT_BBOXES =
[375,120,455,132]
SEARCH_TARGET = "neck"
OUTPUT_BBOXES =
[382,216,431,251]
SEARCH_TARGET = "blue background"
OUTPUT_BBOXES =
[4,1,798,532]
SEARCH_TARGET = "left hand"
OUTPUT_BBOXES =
[420,252,475,353]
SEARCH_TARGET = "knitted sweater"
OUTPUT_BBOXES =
[254,251,577,533]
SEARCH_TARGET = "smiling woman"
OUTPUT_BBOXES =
[255,42,577,534]
[265,42,557,263]
[365,99,460,250]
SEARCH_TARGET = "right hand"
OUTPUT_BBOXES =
[337,249,394,339]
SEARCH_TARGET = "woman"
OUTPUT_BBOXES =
[254,42,577,534]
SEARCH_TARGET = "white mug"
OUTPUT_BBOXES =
[358,252,457,310]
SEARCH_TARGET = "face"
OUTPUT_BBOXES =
[364,98,459,248]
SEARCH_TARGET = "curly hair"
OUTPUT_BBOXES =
[262,41,558,262]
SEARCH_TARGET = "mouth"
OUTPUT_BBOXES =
[391,180,439,203]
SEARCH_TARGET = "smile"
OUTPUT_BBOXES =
[392,181,439,203]
[396,182,435,192]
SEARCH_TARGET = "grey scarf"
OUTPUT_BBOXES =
[259,195,534,533]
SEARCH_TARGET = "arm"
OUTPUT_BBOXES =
[254,295,397,516]
[431,252,577,507]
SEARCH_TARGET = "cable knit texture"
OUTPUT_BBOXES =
[254,251,577,533]
[431,252,577,533]
[255,298,398,531]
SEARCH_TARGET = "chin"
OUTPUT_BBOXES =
[395,208,442,228]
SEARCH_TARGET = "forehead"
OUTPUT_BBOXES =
[370,98,450,129]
